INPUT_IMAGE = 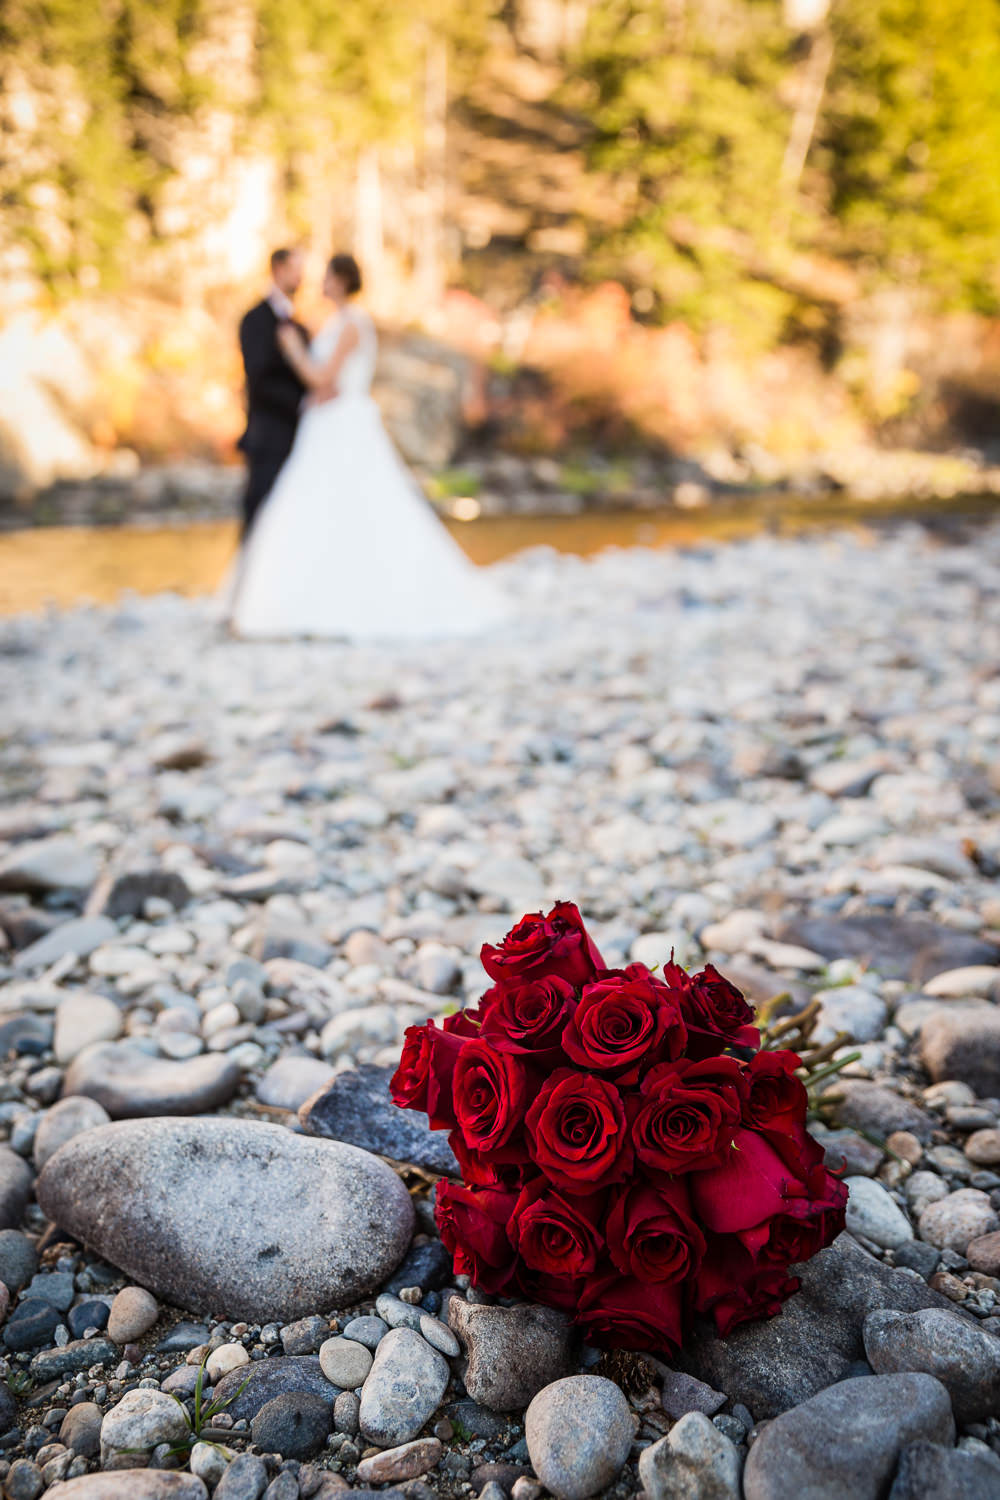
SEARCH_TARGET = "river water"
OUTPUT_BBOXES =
[2,495,998,616]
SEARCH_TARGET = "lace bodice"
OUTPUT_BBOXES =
[310,308,376,397]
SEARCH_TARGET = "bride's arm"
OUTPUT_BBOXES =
[277,320,360,392]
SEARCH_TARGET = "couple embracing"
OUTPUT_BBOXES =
[231,248,505,640]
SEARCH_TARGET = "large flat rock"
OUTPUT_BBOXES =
[298,1063,459,1177]
[677,1234,964,1418]
[776,914,999,985]
[36,1118,414,1322]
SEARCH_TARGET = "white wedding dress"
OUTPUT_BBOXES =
[232,308,507,640]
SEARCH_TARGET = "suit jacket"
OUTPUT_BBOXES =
[238,300,309,458]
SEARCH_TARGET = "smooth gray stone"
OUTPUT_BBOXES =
[864,1306,1000,1423]
[92,869,191,920]
[13,916,116,971]
[213,1453,269,1500]
[0,1145,33,1229]
[0,837,98,897]
[36,1117,414,1322]
[448,1300,575,1412]
[256,1055,334,1112]
[211,1356,337,1422]
[250,1391,330,1459]
[921,1007,1000,1098]
[62,1040,239,1118]
[30,1337,117,1377]
[34,1095,112,1171]
[359,1327,450,1446]
[0,1229,38,1291]
[678,1234,964,1418]
[743,1374,954,1500]
[58,1402,103,1458]
[831,1081,936,1143]
[776,914,999,985]
[0,1012,54,1055]
[46,1473,208,1499]
[526,1375,633,1500]
[888,1441,1000,1500]
[298,1063,459,1176]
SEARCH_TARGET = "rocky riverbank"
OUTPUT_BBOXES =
[0,522,999,1498]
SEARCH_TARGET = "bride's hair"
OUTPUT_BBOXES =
[328,253,362,296]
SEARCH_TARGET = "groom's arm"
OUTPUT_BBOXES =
[240,310,305,420]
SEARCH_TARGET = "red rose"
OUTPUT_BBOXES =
[562,966,686,1082]
[525,1069,632,1194]
[606,1179,705,1285]
[435,1180,519,1295]
[481,901,604,990]
[509,1179,605,1278]
[481,975,578,1063]
[633,1056,746,1174]
[390,1017,474,1130]
[452,1039,529,1163]
[743,1048,807,1131]
[696,1238,800,1336]
[690,1126,815,1235]
[664,961,759,1059]
[576,1272,685,1353]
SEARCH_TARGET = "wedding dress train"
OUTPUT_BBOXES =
[232,309,507,640]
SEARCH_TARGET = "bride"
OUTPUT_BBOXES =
[231,253,507,640]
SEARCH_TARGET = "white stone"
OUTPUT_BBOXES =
[205,1342,250,1383]
[100,1388,190,1466]
[923,966,1000,999]
[844,1177,913,1249]
[54,992,123,1064]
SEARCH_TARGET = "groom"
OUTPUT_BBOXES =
[236,248,309,539]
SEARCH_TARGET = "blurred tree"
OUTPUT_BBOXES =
[823,0,1000,311]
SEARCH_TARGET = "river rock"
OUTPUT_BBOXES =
[62,1041,240,1117]
[863,1306,1000,1422]
[108,1285,160,1344]
[742,1373,955,1500]
[844,1177,913,1248]
[679,1234,958,1417]
[358,1327,450,1446]
[920,1007,1000,1096]
[319,1335,373,1388]
[92,868,191,920]
[212,1356,337,1421]
[0,1145,33,1228]
[888,1441,1000,1500]
[830,1081,935,1143]
[100,1387,191,1466]
[525,1376,633,1500]
[33,1095,111,1170]
[47,1477,208,1500]
[0,1229,37,1291]
[53,992,123,1063]
[356,1437,443,1484]
[775,914,999,985]
[0,837,98,896]
[35,1117,414,1321]
[298,1063,459,1176]
[448,1300,575,1412]
[13,916,117,971]
[58,1402,103,1458]
[213,1454,270,1500]
[638,1412,741,1500]
[918,1188,999,1253]
[250,1391,331,1459]
[256,1055,334,1112]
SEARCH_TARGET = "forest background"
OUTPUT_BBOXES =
[3,0,1000,506]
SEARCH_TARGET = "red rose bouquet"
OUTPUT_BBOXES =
[390,902,847,1353]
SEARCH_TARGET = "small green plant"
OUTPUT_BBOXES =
[122,1353,250,1460]
[7,1370,32,1397]
[427,468,482,501]
[451,1416,473,1443]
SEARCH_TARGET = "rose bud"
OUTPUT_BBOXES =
[663,961,759,1059]
[436,1180,520,1295]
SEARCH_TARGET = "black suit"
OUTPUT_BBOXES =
[237,299,309,538]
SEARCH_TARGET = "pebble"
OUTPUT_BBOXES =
[660,1371,727,1420]
[99,1387,191,1464]
[0,1146,34,1229]
[36,1117,414,1322]
[965,1128,1000,1165]
[742,1373,954,1500]
[639,1412,741,1500]
[212,1356,338,1422]
[205,1341,250,1383]
[62,1042,240,1118]
[356,1437,443,1483]
[53,992,123,1065]
[359,1327,450,1447]
[844,1178,913,1249]
[190,1441,233,1488]
[213,1453,270,1500]
[864,1306,1000,1422]
[255,1056,333,1112]
[918,1188,1000,1253]
[920,1008,1000,1098]
[318,1335,373,1389]
[525,1376,633,1500]
[888,1440,1000,1500]
[250,1391,331,1459]
[57,1404,102,1458]
[341,1317,388,1351]
[33,1096,112,1172]
[107,1286,159,1344]
[967,1230,1000,1277]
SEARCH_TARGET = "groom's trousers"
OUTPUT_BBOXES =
[240,447,289,540]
